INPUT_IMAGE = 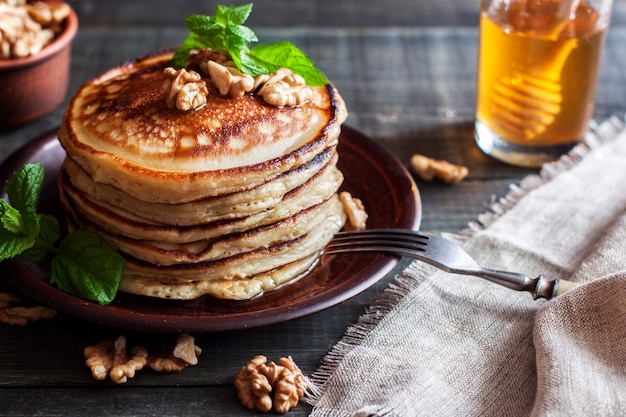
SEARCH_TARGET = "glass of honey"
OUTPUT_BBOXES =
[475,0,613,167]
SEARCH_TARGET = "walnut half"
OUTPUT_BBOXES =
[234,355,308,414]
[147,334,202,372]
[339,191,368,231]
[206,60,255,98]
[256,68,316,107]
[410,154,468,184]
[0,291,56,326]
[84,335,148,384]
[163,67,209,111]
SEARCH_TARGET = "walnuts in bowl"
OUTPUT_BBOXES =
[0,0,71,59]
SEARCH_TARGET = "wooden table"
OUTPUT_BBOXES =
[1,1,625,415]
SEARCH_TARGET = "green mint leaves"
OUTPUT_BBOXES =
[172,3,329,86]
[0,163,124,305]
[1,163,43,259]
[51,230,124,306]
[249,41,330,87]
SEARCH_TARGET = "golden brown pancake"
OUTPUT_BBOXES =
[58,52,347,204]
[62,195,346,300]
[60,146,338,226]
[62,192,344,266]
[120,254,321,300]
[59,154,343,243]
[119,209,345,300]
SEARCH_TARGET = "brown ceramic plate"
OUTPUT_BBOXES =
[0,126,421,333]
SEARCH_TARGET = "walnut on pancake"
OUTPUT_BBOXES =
[164,48,321,110]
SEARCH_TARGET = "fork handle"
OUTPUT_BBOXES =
[555,279,580,296]
[475,269,577,300]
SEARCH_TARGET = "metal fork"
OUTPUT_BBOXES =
[326,228,578,300]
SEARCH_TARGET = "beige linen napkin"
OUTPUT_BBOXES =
[308,115,626,417]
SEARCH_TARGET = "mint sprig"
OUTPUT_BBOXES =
[0,163,124,305]
[172,3,329,86]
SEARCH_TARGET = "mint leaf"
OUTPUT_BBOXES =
[6,162,43,214]
[0,199,24,234]
[185,15,223,36]
[1,163,125,303]
[215,3,252,25]
[172,32,205,68]
[0,198,41,241]
[19,243,49,262]
[178,7,257,71]
[172,4,329,87]
[51,230,124,305]
[211,3,252,30]
[5,163,43,238]
[0,164,44,260]
[249,42,328,86]
[0,199,38,261]
[239,53,271,77]
[19,214,60,262]
[0,227,35,261]
[227,21,257,44]
[38,214,61,246]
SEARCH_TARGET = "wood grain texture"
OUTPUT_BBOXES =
[65,0,626,28]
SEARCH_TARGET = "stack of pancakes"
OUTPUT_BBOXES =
[57,51,349,300]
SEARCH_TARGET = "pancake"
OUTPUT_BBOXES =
[63,193,344,266]
[58,52,347,204]
[120,254,321,300]
[120,212,344,282]
[60,146,338,226]
[59,154,343,243]
[119,210,345,300]
[65,197,346,300]
[58,49,353,301]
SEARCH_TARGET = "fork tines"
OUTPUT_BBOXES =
[326,228,428,258]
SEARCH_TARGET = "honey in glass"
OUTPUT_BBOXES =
[475,0,611,166]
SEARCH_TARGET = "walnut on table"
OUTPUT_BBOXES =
[84,335,148,384]
[85,334,202,382]
[147,333,202,373]
[0,291,57,326]
[410,153,468,184]
[234,355,308,414]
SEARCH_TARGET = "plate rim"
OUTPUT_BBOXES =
[0,125,421,332]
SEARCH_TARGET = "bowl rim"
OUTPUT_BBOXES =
[0,1,78,70]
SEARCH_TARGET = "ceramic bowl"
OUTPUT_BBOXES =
[0,2,78,128]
